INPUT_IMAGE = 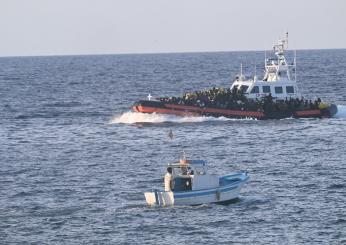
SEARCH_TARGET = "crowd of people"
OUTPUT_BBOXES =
[158,87,323,113]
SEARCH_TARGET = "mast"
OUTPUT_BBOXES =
[294,49,297,82]
[262,33,294,82]
[264,50,267,68]
[239,63,245,81]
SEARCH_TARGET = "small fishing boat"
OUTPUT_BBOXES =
[144,156,249,206]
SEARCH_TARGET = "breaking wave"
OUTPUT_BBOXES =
[110,111,236,124]
[335,105,346,118]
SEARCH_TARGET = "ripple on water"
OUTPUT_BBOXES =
[1,51,346,244]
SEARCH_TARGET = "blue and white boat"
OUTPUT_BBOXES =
[144,157,249,206]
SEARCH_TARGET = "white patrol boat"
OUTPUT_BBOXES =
[144,156,249,206]
[231,32,300,100]
[231,32,301,100]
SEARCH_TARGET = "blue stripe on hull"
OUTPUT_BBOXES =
[173,176,248,199]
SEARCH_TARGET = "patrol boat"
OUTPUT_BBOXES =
[144,156,249,206]
[132,33,337,119]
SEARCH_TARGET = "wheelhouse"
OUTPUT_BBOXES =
[231,33,301,100]
[167,159,219,192]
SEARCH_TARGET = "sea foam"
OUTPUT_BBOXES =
[110,105,346,124]
[110,111,233,124]
[335,105,346,118]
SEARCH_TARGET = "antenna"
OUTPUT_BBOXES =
[294,50,297,81]
[239,63,245,81]
[264,50,267,67]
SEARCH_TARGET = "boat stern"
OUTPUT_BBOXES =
[144,191,174,206]
[318,103,338,118]
[327,103,338,117]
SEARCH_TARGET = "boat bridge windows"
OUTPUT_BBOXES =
[286,86,294,94]
[172,165,192,176]
[247,84,295,97]
[240,85,249,93]
[275,86,283,94]
[250,86,259,94]
[262,86,271,93]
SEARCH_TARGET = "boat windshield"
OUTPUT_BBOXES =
[172,165,193,177]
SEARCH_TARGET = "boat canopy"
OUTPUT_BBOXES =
[168,159,206,167]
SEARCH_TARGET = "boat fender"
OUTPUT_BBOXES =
[318,102,329,110]
[216,190,221,201]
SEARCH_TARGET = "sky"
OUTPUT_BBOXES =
[0,0,345,57]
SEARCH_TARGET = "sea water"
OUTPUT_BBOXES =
[1,50,346,244]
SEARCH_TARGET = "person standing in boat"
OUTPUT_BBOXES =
[164,167,173,191]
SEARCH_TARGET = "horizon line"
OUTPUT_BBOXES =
[0,47,345,59]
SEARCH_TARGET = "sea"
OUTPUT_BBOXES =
[1,49,346,244]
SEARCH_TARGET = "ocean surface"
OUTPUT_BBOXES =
[1,50,346,244]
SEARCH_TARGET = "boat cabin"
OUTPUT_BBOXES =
[166,159,219,192]
[231,33,301,101]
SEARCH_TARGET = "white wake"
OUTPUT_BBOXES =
[335,105,346,118]
[110,105,346,124]
[110,111,233,124]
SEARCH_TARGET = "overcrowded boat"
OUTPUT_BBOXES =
[133,33,337,119]
[144,154,249,206]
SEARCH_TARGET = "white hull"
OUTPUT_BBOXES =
[145,173,248,206]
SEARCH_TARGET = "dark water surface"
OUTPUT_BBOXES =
[1,50,346,244]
